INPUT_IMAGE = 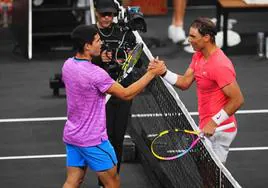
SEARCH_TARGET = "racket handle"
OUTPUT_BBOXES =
[215,122,235,132]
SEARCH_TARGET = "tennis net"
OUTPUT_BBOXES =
[129,57,241,188]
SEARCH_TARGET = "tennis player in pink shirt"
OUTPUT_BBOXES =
[62,24,165,188]
[155,17,244,164]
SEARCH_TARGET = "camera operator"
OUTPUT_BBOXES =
[92,0,142,187]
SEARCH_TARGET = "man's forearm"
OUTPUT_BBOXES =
[124,72,155,100]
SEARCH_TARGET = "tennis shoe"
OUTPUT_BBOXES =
[168,25,186,43]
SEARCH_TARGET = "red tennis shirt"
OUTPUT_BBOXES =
[189,48,237,132]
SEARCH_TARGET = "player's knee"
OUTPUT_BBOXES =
[105,173,120,188]
[63,181,79,188]
[63,177,84,188]
[111,173,120,188]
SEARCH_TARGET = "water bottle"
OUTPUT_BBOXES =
[266,37,268,59]
[257,32,264,58]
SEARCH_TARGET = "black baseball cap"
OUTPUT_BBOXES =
[95,0,118,13]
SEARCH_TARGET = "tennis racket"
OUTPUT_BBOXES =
[106,42,143,102]
[151,122,235,160]
[117,42,144,83]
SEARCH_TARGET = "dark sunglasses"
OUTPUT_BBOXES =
[99,12,113,17]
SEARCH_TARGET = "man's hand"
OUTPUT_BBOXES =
[202,120,217,137]
[101,50,113,63]
[147,58,167,76]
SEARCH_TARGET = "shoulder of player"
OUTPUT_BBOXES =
[209,49,232,66]
[191,51,203,61]
[62,57,78,70]
[77,63,109,83]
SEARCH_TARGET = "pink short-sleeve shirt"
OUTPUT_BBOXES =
[62,57,115,146]
[189,48,237,132]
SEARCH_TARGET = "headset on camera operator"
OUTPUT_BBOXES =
[91,1,146,187]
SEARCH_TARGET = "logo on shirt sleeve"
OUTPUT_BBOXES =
[216,114,221,120]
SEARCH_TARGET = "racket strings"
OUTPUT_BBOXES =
[152,131,196,158]
[131,93,204,186]
[117,43,143,82]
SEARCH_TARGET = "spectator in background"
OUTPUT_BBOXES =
[168,0,187,43]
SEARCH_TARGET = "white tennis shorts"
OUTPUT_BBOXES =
[206,128,237,164]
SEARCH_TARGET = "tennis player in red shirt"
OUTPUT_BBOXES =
[153,17,244,164]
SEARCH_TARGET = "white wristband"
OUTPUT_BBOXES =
[162,70,177,85]
[212,109,229,125]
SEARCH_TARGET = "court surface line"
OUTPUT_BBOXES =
[0,109,268,123]
[0,109,267,160]
[0,147,268,160]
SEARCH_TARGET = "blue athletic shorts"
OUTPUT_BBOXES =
[65,140,118,171]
